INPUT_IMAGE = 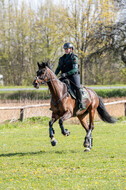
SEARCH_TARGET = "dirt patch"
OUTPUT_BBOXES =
[0,97,126,123]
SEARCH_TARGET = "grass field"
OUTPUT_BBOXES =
[0,117,126,190]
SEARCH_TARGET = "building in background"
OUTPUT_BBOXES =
[0,74,3,85]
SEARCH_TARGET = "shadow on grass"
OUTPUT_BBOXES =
[55,150,78,154]
[0,149,79,157]
[0,150,46,157]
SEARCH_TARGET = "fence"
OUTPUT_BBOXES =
[0,100,126,122]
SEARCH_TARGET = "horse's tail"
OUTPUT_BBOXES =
[97,96,117,123]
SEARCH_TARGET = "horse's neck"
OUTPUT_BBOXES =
[47,69,65,100]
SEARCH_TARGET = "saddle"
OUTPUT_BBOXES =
[61,78,91,116]
[61,78,76,99]
[61,78,90,101]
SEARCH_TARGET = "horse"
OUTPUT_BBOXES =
[33,62,117,152]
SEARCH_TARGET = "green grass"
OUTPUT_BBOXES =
[0,117,126,190]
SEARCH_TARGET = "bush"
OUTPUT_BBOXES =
[0,90,51,100]
[0,88,125,100]
[95,89,126,98]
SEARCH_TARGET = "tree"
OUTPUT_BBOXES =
[0,0,125,85]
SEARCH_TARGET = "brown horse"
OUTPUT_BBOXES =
[33,62,116,151]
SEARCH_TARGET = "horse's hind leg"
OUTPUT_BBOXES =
[78,115,89,133]
[78,115,91,150]
[84,108,95,151]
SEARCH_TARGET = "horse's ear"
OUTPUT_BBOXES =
[42,62,46,68]
[37,62,40,67]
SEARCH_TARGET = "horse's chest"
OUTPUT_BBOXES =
[52,104,65,116]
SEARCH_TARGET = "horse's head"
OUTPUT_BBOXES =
[33,62,49,89]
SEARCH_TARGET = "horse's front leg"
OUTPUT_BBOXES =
[59,110,72,136]
[49,113,59,146]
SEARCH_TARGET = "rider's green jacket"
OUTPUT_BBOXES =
[55,53,79,76]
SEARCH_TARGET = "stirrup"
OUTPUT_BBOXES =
[76,103,86,116]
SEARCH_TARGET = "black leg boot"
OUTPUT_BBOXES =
[77,88,86,110]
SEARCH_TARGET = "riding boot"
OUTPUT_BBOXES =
[76,88,86,111]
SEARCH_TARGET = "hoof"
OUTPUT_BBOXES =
[84,147,90,152]
[84,137,93,148]
[50,138,57,146]
[65,129,70,136]
[84,137,89,147]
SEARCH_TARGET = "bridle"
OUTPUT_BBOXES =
[35,68,56,85]
[34,67,69,106]
[35,76,42,85]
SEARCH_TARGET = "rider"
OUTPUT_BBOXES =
[55,42,86,111]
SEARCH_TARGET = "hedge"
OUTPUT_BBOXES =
[0,88,125,100]
[0,90,51,100]
[95,89,126,98]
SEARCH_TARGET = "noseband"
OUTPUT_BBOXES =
[35,76,42,85]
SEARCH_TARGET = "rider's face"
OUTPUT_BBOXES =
[64,48,72,54]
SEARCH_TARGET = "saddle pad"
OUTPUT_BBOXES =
[72,87,91,117]
[81,87,90,101]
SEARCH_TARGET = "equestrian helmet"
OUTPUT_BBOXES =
[63,43,74,49]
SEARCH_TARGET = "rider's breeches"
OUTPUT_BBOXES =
[68,74,82,103]
[68,74,81,90]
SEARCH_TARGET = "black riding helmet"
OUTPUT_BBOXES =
[63,42,74,49]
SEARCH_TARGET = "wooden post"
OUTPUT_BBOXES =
[20,108,24,122]
[124,103,126,116]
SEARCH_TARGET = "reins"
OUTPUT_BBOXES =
[36,68,69,106]
[51,90,68,106]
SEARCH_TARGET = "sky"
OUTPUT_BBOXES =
[17,0,42,9]
[6,0,126,22]
[17,0,60,9]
